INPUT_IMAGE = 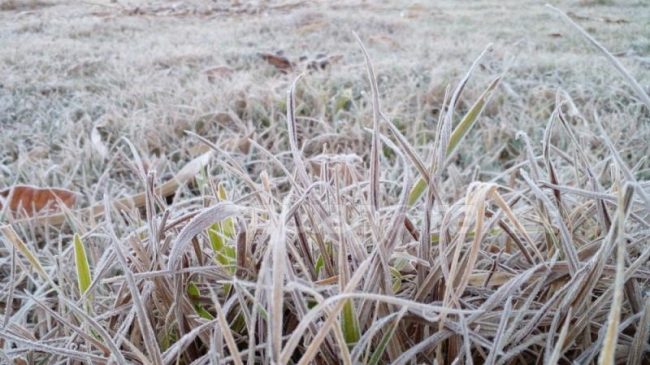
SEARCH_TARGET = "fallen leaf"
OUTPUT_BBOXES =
[0,185,77,216]
[11,150,214,227]
[259,52,293,73]
[204,65,234,82]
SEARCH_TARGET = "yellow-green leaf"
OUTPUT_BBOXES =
[73,233,92,298]
[341,299,360,346]
[187,281,214,320]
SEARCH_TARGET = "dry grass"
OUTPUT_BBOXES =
[1,0,649,364]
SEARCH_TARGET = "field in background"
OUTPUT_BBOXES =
[1,0,649,364]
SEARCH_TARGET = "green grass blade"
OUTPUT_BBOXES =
[341,300,360,345]
[407,179,428,206]
[73,233,92,298]
[408,76,502,205]
[315,254,324,277]
[368,311,403,365]
[446,76,501,157]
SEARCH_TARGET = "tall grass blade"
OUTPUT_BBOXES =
[408,75,502,205]
[354,32,382,213]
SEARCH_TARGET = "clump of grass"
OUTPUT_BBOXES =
[1,12,649,365]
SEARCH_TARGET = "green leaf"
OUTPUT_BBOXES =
[208,224,231,267]
[187,281,201,299]
[315,255,324,277]
[73,233,92,298]
[187,281,214,320]
[390,266,402,293]
[194,305,214,320]
[341,300,360,346]
[218,183,236,238]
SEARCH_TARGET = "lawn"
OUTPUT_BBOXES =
[0,0,649,364]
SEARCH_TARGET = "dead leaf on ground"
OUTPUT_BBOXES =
[204,65,234,82]
[0,185,77,216]
[259,52,293,73]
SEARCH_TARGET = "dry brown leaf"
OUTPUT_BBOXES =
[204,65,234,82]
[0,185,77,216]
[259,52,293,73]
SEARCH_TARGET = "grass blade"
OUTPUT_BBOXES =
[1,225,48,282]
[367,309,406,365]
[598,185,632,365]
[408,75,502,205]
[354,32,382,213]
[73,233,92,299]
[341,300,360,345]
